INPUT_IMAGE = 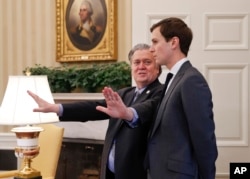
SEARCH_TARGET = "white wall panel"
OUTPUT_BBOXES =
[204,64,249,146]
[146,14,190,44]
[204,13,248,50]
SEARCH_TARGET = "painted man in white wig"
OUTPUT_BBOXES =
[71,0,101,48]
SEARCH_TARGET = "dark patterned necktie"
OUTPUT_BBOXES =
[158,72,173,105]
[163,73,173,95]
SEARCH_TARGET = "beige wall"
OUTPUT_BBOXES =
[0,0,132,101]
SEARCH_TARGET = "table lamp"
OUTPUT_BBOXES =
[0,76,59,179]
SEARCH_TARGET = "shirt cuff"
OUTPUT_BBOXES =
[58,104,63,117]
[125,107,139,128]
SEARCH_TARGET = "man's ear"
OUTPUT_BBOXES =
[171,36,180,50]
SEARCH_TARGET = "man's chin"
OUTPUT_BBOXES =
[137,76,147,81]
[156,60,164,66]
[137,79,149,84]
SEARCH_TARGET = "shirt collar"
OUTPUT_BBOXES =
[135,87,146,94]
[169,58,188,76]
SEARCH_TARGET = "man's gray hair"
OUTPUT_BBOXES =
[128,43,150,61]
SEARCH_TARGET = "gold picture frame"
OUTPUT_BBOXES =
[56,0,117,62]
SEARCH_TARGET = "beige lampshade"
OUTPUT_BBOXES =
[0,76,59,125]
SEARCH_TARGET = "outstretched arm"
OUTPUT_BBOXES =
[27,90,60,114]
[96,87,134,121]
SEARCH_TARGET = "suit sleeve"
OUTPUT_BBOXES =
[182,73,218,178]
[59,87,133,122]
[60,100,109,121]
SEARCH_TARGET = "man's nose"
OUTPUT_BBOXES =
[149,46,154,52]
[138,62,146,68]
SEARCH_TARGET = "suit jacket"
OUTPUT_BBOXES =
[60,79,163,179]
[139,61,218,179]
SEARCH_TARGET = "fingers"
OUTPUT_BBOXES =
[113,91,120,101]
[33,108,42,112]
[27,90,45,109]
[27,90,35,98]
[27,90,55,113]
[102,87,118,102]
[96,106,107,114]
[27,90,39,102]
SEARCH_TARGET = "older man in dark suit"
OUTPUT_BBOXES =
[28,43,163,179]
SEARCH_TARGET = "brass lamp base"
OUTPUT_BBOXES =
[14,160,42,179]
[11,126,44,179]
[14,176,42,179]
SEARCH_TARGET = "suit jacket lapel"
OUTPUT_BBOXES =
[149,79,178,137]
[111,89,136,134]
[149,62,191,138]
[134,79,161,104]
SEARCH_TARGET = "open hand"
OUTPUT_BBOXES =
[27,90,59,114]
[96,87,133,121]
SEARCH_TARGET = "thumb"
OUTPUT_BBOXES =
[96,106,108,114]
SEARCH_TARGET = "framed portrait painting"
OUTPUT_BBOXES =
[56,0,117,62]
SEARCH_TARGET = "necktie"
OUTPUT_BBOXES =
[159,73,173,104]
[132,90,140,103]
[163,73,173,95]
